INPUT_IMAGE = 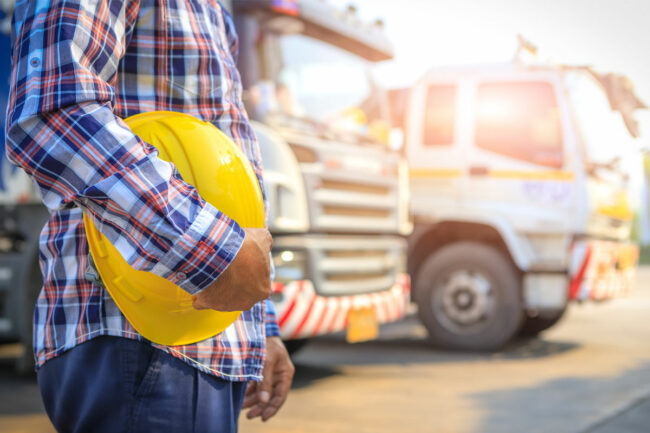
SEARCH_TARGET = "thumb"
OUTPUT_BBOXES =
[191,295,208,310]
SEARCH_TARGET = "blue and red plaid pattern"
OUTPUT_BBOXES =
[5,0,279,381]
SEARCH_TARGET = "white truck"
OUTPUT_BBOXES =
[0,0,411,371]
[395,61,643,350]
[232,0,411,350]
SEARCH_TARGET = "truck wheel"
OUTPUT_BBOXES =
[284,338,310,356]
[15,258,42,376]
[414,242,523,351]
[518,307,567,338]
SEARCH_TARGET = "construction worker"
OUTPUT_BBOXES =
[5,1,294,431]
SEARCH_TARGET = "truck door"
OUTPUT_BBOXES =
[465,78,577,237]
[407,80,466,220]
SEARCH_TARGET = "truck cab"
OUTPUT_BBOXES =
[402,63,641,350]
[232,0,411,346]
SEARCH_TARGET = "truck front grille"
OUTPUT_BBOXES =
[320,179,390,196]
[306,169,400,233]
[274,235,406,296]
[322,206,392,219]
[281,131,403,234]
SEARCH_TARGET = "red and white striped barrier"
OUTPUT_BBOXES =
[273,273,411,340]
[569,240,638,301]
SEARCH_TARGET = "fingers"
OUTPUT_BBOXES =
[246,369,273,419]
[260,373,292,421]
[245,339,295,422]
[242,381,258,409]
[191,295,208,310]
[246,374,291,421]
[245,381,257,397]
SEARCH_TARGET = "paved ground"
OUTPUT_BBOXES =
[588,398,650,433]
[1,268,649,433]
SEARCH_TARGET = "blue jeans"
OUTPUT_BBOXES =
[37,336,247,433]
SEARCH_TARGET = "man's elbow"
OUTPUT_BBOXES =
[4,112,37,169]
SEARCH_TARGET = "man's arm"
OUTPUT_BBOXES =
[6,0,245,295]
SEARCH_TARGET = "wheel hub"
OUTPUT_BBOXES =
[433,270,496,334]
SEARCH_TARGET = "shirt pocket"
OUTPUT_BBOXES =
[162,1,232,98]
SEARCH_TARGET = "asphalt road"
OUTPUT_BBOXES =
[1,268,649,433]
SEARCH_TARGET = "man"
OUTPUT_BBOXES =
[5,0,294,431]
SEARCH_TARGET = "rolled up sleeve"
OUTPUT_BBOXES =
[6,0,244,294]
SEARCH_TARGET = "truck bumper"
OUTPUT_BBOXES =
[569,240,638,301]
[272,273,410,340]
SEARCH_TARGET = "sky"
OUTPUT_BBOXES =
[331,0,650,144]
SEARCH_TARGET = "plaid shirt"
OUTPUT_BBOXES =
[5,0,279,381]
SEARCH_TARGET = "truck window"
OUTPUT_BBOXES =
[423,85,456,146]
[475,81,563,168]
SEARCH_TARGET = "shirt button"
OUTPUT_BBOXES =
[176,272,187,282]
[30,57,40,67]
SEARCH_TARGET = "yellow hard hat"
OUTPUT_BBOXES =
[83,111,265,346]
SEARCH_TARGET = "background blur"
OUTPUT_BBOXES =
[341,0,650,209]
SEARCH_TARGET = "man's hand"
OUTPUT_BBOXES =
[192,228,273,312]
[243,337,295,422]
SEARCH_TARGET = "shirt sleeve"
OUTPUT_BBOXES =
[5,0,244,295]
[264,298,281,338]
[221,5,240,62]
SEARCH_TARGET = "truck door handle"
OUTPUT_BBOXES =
[469,166,489,176]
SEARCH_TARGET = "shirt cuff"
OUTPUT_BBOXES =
[150,202,245,295]
[264,298,281,337]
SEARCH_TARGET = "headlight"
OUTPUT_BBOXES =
[272,250,309,283]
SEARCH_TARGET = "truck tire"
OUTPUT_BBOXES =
[414,242,523,351]
[518,307,567,338]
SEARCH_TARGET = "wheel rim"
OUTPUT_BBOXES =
[430,269,497,336]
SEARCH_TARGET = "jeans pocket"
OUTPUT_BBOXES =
[119,339,162,399]
[133,348,162,399]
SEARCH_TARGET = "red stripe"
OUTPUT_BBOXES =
[569,246,592,300]
[290,293,317,339]
[312,301,329,336]
[277,282,301,328]
[326,297,342,333]
[272,282,284,294]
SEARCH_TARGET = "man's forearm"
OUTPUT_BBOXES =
[6,0,244,294]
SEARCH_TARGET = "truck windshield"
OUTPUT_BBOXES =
[276,33,372,123]
[248,29,386,140]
